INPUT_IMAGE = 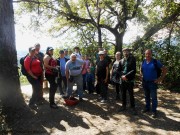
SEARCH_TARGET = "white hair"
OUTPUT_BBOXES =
[70,53,76,59]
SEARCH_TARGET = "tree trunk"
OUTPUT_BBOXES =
[115,33,124,54]
[0,0,22,107]
[97,27,102,47]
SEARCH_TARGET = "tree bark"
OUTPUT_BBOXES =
[115,32,124,53]
[97,27,102,47]
[0,0,22,107]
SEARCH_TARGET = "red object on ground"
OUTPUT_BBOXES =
[64,97,79,106]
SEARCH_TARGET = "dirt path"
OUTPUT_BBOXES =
[4,85,180,135]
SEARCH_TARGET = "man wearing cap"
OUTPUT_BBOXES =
[65,53,85,101]
[24,47,43,109]
[118,48,137,114]
[73,46,82,59]
[96,51,109,103]
[57,50,69,95]
[64,49,70,59]
[34,43,45,101]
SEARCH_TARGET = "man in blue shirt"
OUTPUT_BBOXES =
[141,49,167,118]
[57,50,69,95]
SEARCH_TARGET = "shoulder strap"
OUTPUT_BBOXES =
[153,59,158,70]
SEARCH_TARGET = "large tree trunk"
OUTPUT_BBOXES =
[0,0,22,107]
[115,33,124,53]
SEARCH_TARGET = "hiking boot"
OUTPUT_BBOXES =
[116,95,121,100]
[29,103,38,110]
[62,95,70,99]
[152,112,157,118]
[142,109,150,113]
[132,108,138,115]
[50,103,58,109]
[118,107,126,112]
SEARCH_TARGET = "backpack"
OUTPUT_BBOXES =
[141,59,162,78]
[20,55,33,76]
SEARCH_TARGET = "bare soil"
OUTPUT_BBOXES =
[1,84,180,135]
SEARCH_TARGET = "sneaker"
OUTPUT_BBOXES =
[142,109,150,113]
[79,98,84,102]
[118,107,126,112]
[50,104,58,109]
[100,99,107,103]
[62,95,70,99]
[152,112,157,118]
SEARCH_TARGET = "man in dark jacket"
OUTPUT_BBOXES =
[118,48,137,114]
[57,50,69,95]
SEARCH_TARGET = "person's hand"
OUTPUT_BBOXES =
[33,76,38,79]
[104,78,108,83]
[139,75,143,81]
[121,75,128,81]
[154,77,163,84]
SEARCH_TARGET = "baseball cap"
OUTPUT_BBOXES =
[59,50,64,54]
[29,47,35,52]
[47,47,54,51]
[122,48,131,52]
[98,51,105,55]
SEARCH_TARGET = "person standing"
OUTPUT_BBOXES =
[64,49,70,59]
[24,47,43,109]
[141,49,167,118]
[34,43,45,101]
[65,54,85,101]
[111,51,122,100]
[118,48,137,114]
[44,47,58,109]
[56,50,69,95]
[86,68,95,94]
[96,51,109,103]
[73,46,82,59]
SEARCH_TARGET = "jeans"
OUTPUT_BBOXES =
[87,81,94,94]
[57,76,67,95]
[82,73,87,90]
[26,75,41,105]
[121,81,135,108]
[143,81,158,112]
[67,74,83,98]
[45,73,57,105]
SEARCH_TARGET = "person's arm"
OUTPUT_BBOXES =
[104,66,109,83]
[154,66,167,83]
[65,62,69,81]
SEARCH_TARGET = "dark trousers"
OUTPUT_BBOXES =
[82,73,87,90]
[122,81,135,108]
[87,81,94,94]
[45,73,57,105]
[57,76,67,95]
[99,82,108,100]
[142,81,158,112]
[115,83,122,99]
[27,75,41,105]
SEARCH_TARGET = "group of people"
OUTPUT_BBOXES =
[23,43,167,118]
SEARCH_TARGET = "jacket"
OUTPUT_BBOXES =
[118,55,136,81]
